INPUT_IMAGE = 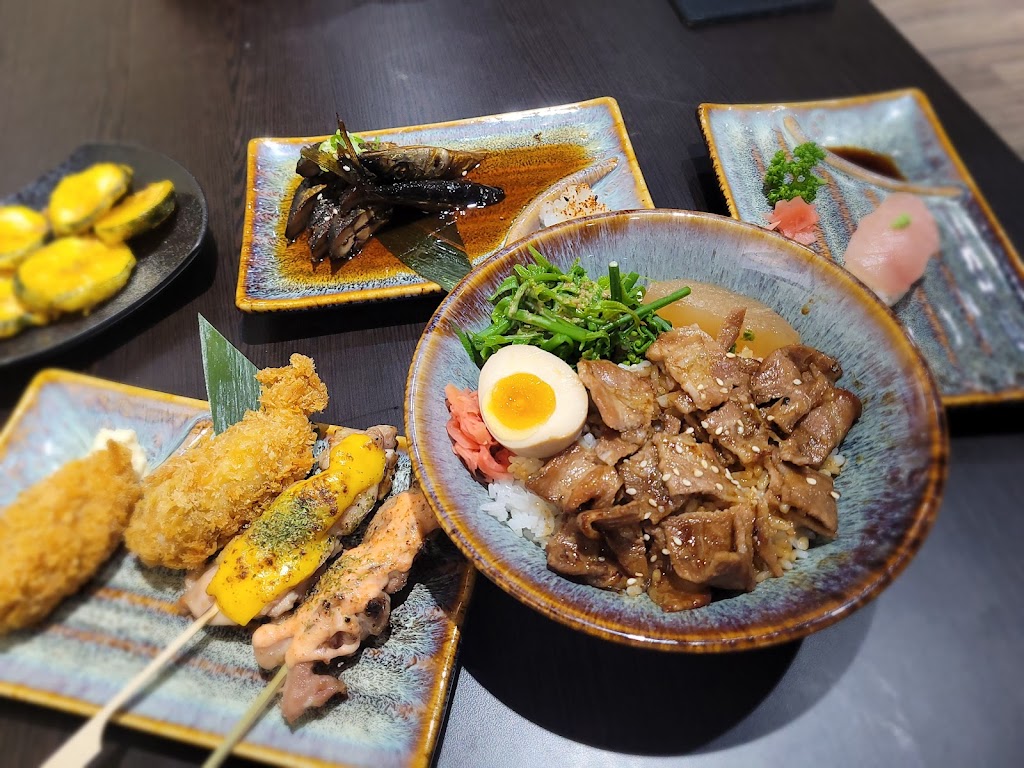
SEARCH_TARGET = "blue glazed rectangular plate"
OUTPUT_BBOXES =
[237,97,654,311]
[0,370,473,768]
[699,89,1024,406]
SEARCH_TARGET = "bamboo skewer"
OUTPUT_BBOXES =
[41,605,221,768]
[202,665,290,768]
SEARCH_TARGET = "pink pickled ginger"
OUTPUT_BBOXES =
[765,197,819,245]
[843,193,939,305]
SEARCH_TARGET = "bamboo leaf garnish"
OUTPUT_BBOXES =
[198,314,260,434]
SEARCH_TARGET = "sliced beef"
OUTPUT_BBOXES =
[618,443,674,512]
[546,514,624,589]
[764,370,832,433]
[751,346,846,433]
[779,388,862,467]
[767,458,838,538]
[646,548,713,612]
[646,326,732,410]
[594,434,643,466]
[656,435,737,504]
[577,360,658,432]
[716,307,747,351]
[703,400,771,467]
[753,497,783,577]
[603,524,650,583]
[579,499,670,538]
[527,444,622,513]
[660,504,757,592]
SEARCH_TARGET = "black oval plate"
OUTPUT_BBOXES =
[0,143,208,367]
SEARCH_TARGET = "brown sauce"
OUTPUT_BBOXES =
[275,142,591,286]
[827,146,905,181]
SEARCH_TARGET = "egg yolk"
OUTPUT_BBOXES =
[488,373,556,431]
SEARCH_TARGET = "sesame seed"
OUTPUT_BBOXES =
[715,378,725,386]
[697,383,705,391]
[648,498,658,507]
[598,556,606,562]
[658,506,665,513]
[672,467,680,476]
[701,459,708,468]
[711,465,720,473]
[725,469,734,479]
[626,577,637,585]
[685,427,695,434]
[643,533,651,541]
[694,469,704,477]
[720,387,729,394]
[737,425,745,435]
[682,479,693,487]
[662,548,670,555]
[806,477,818,486]
[830,490,841,499]
[700,420,709,428]
[644,511,652,520]
[752,445,761,453]
[766,414,775,421]
[726,352,736,358]
[650,553,658,562]
[793,378,803,386]
[714,427,723,435]
[715,483,725,491]
[662,473,672,482]
[673,537,683,546]
[640,460,648,468]
[626,487,638,496]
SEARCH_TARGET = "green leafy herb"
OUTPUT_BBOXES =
[742,328,756,342]
[457,247,691,368]
[891,213,912,229]
[763,142,826,205]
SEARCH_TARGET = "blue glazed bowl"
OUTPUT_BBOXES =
[405,209,947,651]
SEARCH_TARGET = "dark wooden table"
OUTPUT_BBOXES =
[2,1,1023,766]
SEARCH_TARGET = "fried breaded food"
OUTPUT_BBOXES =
[124,354,329,570]
[0,441,142,635]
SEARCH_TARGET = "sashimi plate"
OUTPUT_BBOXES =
[0,369,474,768]
[237,96,653,311]
[699,88,1024,406]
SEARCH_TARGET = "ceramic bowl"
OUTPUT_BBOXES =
[405,209,947,651]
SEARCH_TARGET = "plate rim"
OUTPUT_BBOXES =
[696,87,1024,407]
[0,142,209,368]
[0,368,475,768]
[235,96,654,312]
[405,207,948,653]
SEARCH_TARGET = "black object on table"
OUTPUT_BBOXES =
[0,1,1022,767]
[671,0,836,26]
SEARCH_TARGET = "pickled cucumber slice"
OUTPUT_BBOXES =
[0,273,46,338]
[94,180,176,244]
[15,236,135,316]
[47,163,132,236]
[0,206,49,271]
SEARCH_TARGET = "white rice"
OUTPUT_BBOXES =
[483,480,561,545]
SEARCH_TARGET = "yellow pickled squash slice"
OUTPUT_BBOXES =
[15,237,135,316]
[94,180,176,244]
[47,163,132,236]
[0,273,46,339]
[0,205,49,271]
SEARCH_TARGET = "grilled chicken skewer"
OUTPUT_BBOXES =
[251,488,439,723]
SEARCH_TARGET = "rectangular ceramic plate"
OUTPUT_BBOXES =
[0,370,474,768]
[237,96,654,311]
[699,88,1024,406]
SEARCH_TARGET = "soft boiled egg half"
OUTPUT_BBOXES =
[477,345,588,459]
